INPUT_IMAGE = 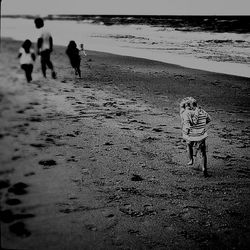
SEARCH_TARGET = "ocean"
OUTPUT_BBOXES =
[2,15,250,78]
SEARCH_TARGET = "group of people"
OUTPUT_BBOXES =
[17,18,212,177]
[18,17,86,83]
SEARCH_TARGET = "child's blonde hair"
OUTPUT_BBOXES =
[180,97,196,109]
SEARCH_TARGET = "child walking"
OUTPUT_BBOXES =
[18,39,36,83]
[180,97,211,177]
[66,40,82,78]
[79,43,87,57]
[79,43,91,69]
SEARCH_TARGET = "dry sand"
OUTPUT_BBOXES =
[0,38,250,250]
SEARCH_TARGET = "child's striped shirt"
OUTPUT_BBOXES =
[182,108,211,142]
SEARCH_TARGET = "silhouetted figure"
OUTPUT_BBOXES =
[18,39,36,83]
[34,17,56,79]
[66,40,81,78]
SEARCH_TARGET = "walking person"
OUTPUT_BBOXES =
[79,43,91,69]
[34,17,56,79]
[18,39,36,83]
[180,97,211,177]
[66,40,82,78]
[79,43,87,57]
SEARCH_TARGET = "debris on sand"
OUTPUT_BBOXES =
[38,160,57,168]
[131,174,144,181]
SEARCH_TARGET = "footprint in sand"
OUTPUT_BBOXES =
[45,137,56,144]
[30,143,46,148]
[85,224,97,231]
[0,169,15,176]
[152,127,163,132]
[66,96,76,100]
[28,117,42,122]
[9,221,31,237]
[67,156,78,162]
[16,109,25,114]
[141,136,159,143]
[65,133,76,137]
[0,133,7,139]
[5,198,22,206]
[11,156,22,161]
[0,180,10,189]
[0,209,34,223]
[131,174,144,181]
[38,160,57,169]
[8,182,29,195]
[24,171,35,177]
[29,101,40,106]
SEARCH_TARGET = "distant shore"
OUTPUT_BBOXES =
[3,14,250,33]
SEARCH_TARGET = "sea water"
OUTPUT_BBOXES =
[2,17,250,78]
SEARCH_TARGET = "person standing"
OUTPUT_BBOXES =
[34,17,56,79]
[18,39,36,83]
[180,97,211,177]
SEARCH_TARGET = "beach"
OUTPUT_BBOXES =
[2,17,250,78]
[0,38,250,249]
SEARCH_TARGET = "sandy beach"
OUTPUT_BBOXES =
[0,38,250,249]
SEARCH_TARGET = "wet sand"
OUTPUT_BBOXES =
[0,38,250,250]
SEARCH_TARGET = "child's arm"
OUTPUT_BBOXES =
[17,47,22,59]
[182,112,192,134]
[31,52,36,61]
[206,112,211,124]
[192,107,200,125]
[49,36,53,52]
[37,37,42,55]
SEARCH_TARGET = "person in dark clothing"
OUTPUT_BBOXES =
[18,39,36,83]
[34,17,56,79]
[66,40,81,78]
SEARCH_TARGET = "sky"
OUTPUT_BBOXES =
[2,0,250,15]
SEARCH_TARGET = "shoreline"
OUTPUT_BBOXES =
[3,36,250,80]
[2,16,250,79]
[3,35,250,79]
[0,38,250,249]
[99,49,250,79]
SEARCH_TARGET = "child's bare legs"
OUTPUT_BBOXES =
[187,142,194,165]
[74,67,81,78]
[200,142,208,176]
[76,67,81,78]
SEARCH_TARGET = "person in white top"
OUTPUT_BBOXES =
[79,43,87,57]
[34,18,56,79]
[18,39,36,82]
[79,43,91,69]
